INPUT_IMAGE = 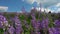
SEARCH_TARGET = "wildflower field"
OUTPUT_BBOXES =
[0,9,60,34]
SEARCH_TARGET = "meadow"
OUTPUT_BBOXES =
[0,9,60,34]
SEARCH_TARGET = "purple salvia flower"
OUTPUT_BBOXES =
[49,28,54,34]
[0,21,3,28]
[31,13,36,20]
[54,20,60,27]
[37,20,41,28]
[15,26,23,34]
[49,27,59,34]
[35,20,41,31]
[54,27,60,34]
[41,18,49,34]
[14,16,23,34]
[31,13,36,28]
[31,19,41,34]
[41,18,49,29]
[8,26,15,34]
[0,15,8,28]
[31,12,41,34]
[41,19,45,29]
[31,19,37,28]
[45,18,49,28]
[35,20,41,34]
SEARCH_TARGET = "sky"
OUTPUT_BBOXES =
[0,0,60,13]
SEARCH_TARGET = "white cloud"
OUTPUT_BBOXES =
[24,0,60,13]
[57,8,60,11]
[47,3,60,13]
[56,3,60,7]
[25,0,35,4]
[56,3,60,13]
[55,8,60,13]
[25,0,60,6]
[31,7,52,13]
[0,6,8,11]
[36,7,45,12]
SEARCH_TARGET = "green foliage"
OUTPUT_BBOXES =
[19,15,25,20]
[25,31,30,34]
[9,14,15,17]
[0,28,4,34]
[48,18,55,27]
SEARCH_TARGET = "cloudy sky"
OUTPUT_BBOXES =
[0,0,60,13]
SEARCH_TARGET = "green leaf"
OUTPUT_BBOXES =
[25,31,30,34]
[19,15,25,20]
[0,28,4,34]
